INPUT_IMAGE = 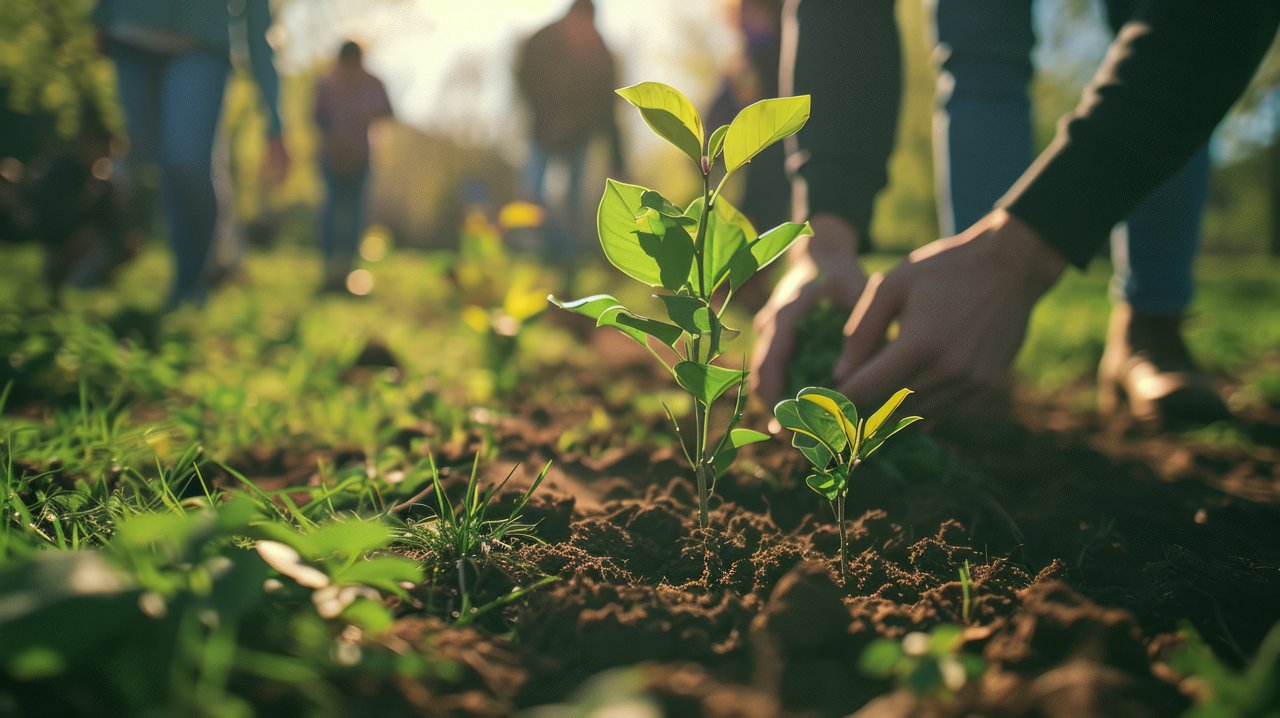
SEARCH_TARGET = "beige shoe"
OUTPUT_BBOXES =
[1097,304,1231,428]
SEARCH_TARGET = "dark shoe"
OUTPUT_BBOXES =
[1097,304,1231,428]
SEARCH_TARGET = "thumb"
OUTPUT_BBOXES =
[833,270,906,381]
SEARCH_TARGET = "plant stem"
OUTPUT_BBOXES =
[690,170,714,529]
[837,492,847,582]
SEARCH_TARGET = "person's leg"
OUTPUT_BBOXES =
[320,162,341,280]
[929,0,1036,236]
[783,0,900,247]
[561,142,589,257]
[1096,0,1226,425]
[108,43,163,239]
[334,169,369,274]
[1110,145,1209,315]
[156,51,229,307]
[523,141,551,207]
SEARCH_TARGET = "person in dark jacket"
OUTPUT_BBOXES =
[94,0,289,309]
[515,0,624,257]
[750,0,1279,419]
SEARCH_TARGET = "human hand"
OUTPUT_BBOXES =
[750,213,867,409]
[833,210,1067,416]
[262,136,290,186]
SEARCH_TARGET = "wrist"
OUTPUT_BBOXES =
[987,209,1067,295]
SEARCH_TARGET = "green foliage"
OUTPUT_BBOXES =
[398,452,552,624]
[774,387,921,578]
[785,301,846,394]
[0,492,447,715]
[1170,621,1280,717]
[958,559,973,625]
[550,81,810,528]
[860,625,986,701]
[0,0,119,138]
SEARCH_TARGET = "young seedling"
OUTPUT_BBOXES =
[399,452,552,622]
[860,624,986,701]
[773,387,921,579]
[550,82,813,529]
[958,559,973,625]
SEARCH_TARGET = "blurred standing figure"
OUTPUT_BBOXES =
[707,0,789,231]
[313,40,393,293]
[515,0,625,257]
[94,0,289,310]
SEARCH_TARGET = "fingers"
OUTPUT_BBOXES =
[750,299,805,408]
[834,332,926,409]
[833,270,906,381]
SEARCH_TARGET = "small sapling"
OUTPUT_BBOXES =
[551,82,812,529]
[773,387,921,579]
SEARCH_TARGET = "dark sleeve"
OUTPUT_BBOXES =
[783,0,900,245]
[1000,0,1280,268]
[243,0,283,137]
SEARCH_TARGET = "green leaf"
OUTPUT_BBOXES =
[859,638,905,677]
[616,82,704,167]
[797,387,858,446]
[773,399,808,435]
[333,555,424,594]
[599,179,693,288]
[708,123,729,160]
[866,388,914,439]
[301,519,394,559]
[729,428,771,447]
[687,195,756,293]
[723,95,810,176]
[639,190,697,227]
[793,431,834,469]
[549,293,626,321]
[548,295,682,349]
[674,361,747,406]
[860,416,922,458]
[597,306,683,349]
[728,221,814,291]
[796,395,847,454]
[657,294,712,336]
[804,470,842,502]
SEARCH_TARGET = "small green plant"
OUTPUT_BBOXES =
[399,452,552,623]
[958,559,974,625]
[1169,620,1280,717]
[860,625,986,701]
[551,82,812,528]
[773,387,921,579]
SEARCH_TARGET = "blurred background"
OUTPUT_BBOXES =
[2,0,1278,262]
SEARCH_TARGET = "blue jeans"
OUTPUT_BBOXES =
[321,163,370,276]
[931,0,1208,315]
[523,141,588,259]
[111,43,229,308]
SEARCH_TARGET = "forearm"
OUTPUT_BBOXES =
[1000,0,1279,268]
[244,0,283,137]
[783,0,900,246]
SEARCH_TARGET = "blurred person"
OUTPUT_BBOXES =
[707,0,789,231]
[313,40,393,294]
[750,0,1277,422]
[930,0,1226,425]
[29,108,135,289]
[93,0,289,310]
[515,0,625,258]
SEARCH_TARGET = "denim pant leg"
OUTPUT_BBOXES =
[109,44,163,233]
[157,51,229,305]
[322,166,369,273]
[523,142,551,207]
[1109,145,1209,314]
[930,0,1036,236]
